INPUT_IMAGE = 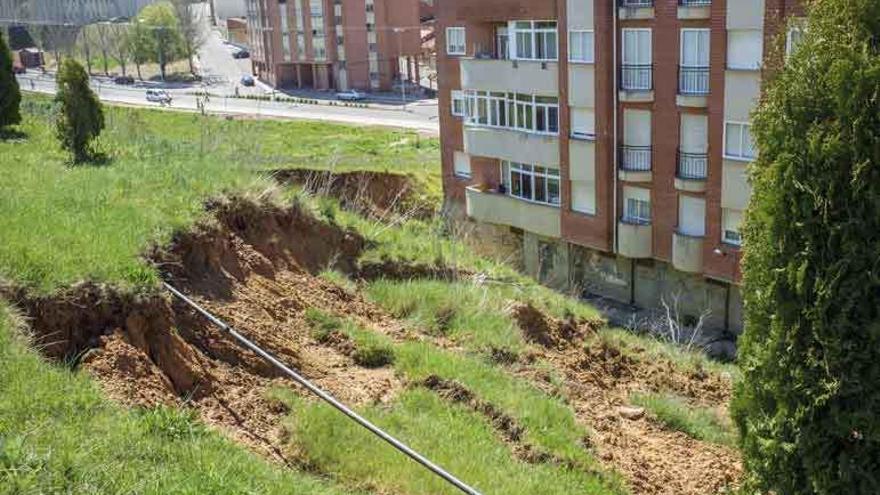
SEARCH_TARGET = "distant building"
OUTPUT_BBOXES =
[245,0,423,91]
[438,0,804,333]
[226,16,248,45]
[212,0,246,20]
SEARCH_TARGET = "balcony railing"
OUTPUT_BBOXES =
[621,64,653,91]
[621,145,652,172]
[679,66,710,95]
[679,0,711,5]
[678,151,708,179]
[621,0,653,6]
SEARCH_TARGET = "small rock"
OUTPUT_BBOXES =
[618,406,645,420]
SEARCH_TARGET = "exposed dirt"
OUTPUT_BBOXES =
[514,314,741,495]
[272,168,434,219]
[510,302,602,349]
[7,197,402,465]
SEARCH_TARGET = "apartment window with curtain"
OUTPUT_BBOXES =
[453,152,471,179]
[621,28,652,90]
[678,195,706,237]
[724,122,756,160]
[727,30,763,70]
[450,90,465,117]
[680,28,709,95]
[446,27,466,55]
[569,30,594,63]
[623,187,651,224]
[464,91,558,136]
[512,21,558,61]
[571,180,596,215]
[501,162,561,206]
[571,108,595,140]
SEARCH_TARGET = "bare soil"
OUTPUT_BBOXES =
[6,196,741,493]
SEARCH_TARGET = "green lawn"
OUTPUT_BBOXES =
[0,96,439,293]
[0,304,360,495]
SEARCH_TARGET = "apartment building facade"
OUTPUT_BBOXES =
[246,0,423,91]
[439,0,803,333]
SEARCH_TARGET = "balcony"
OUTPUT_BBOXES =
[619,0,654,20]
[466,186,561,239]
[672,231,704,273]
[678,0,711,19]
[678,66,709,107]
[675,151,708,192]
[464,126,560,168]
[620,65,654,102]
[618,219,653,259]
[619,145,652,182]
[460,57,558,96]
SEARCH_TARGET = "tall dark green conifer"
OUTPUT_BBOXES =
[732,0,880,493]
[55,59,104,163]
[0,29,22,130]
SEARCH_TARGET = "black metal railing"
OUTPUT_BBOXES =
[679,0,711,6]
[621,145,653,172]
[677,151,708,179]
[679,66,709,95]
[621,64,653,91]
[621,0,653,7]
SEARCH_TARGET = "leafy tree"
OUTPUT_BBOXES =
[134,1,185,80]
[171,0,206,76]
[55,59,104,163]
[732,1,880,493]
[0,29,22,130]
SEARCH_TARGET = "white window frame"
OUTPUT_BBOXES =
[622,28,652,66]
[451,90,465,117]
[446,26,466,56]
[511,20,558,61]
[722,209,743,246]
[724,121,756,161]
[571,180,596,215]
[453,151,472,179]
[464,90,558,136]
[727,30,763,70]
[569,30,594,63]
[570,107,596,140]
[680,28,710,68]
[623,187,651,225]
[786,20,806,57]
[500,161,561,207]
[678,195,706,237]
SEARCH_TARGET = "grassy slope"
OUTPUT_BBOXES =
[0,97,438,293]
[0,304,360,495]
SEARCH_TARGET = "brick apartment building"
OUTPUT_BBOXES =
[439,0,803,333]
[245,0,424,91]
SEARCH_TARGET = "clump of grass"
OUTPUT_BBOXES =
[318,269,358,294]
[630,391,737,447]
[598,328,740,378]
[304,308,343,343]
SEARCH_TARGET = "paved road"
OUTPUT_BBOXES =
[17,73,440,134]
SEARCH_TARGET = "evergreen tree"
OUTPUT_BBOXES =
[732,0,880,493]
[0,29,22,130]
[55,59,104,163]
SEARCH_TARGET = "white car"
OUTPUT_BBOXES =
[145,89,172,104]
[336,90,365,101]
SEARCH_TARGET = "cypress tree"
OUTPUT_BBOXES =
[732,0,880,493]
[55,59,104,163]
[0,29,22,130]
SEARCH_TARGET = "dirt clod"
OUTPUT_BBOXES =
[510,302,600,349]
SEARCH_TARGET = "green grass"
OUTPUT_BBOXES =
[0,96,438,293]
[629,391,737,447]
[0,304,360,495]
[284,388,617,495]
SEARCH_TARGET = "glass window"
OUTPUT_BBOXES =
[451,90,464,117]
[512,21,557,61]
[501,161,561,206]
[446,27,466,55]
[724,122,756,160]
[569,30,594,63]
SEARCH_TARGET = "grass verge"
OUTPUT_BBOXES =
[0,96,438,293]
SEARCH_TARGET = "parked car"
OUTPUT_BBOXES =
[232,50,250,59]
[145,89,172,104]
[12,65,25,75]
[336,89,365,101]
[240,75,255,87]
[113,75,135,85]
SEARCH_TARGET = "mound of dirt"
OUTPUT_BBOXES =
[510,302,601,349]
[272,169,433,219]
[10,197,402,465]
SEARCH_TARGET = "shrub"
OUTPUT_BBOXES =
[55,59,104,162]
[0,30,21,129]
[351,339,395,368]
[731,1,880,493]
